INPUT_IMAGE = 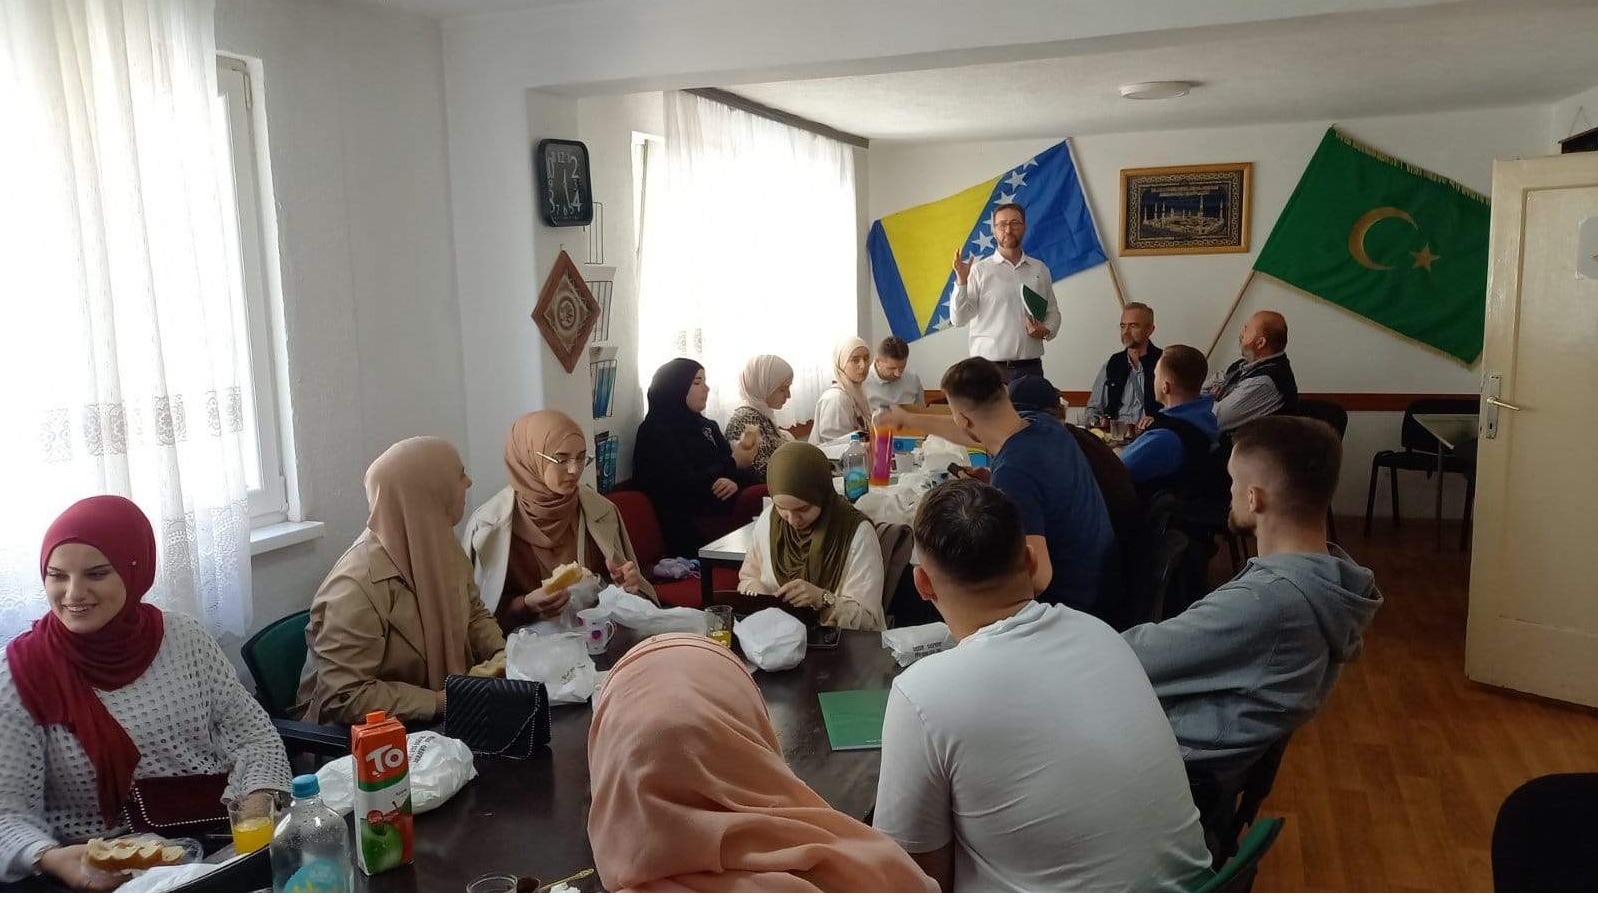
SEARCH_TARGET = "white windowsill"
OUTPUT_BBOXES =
[249,520,326,556]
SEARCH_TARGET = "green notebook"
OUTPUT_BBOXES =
[1021,284,1049,320]
[817,689,890,751]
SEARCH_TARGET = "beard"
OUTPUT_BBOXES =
[998,233,1021,250]
[1228,508,1256,535]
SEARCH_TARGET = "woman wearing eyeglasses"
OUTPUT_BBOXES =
[464,411,656,632]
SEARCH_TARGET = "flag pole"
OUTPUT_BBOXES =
[1064,138,1127,308]
[1206,270,1257,358]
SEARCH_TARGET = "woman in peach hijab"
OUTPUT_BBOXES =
[463,410,655,632]
[587,634,937,893]
[296,437,504,726]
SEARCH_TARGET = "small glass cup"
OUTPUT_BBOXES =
[227,791,279,854]
[1110,419,1130,442]
[705,605,734,648]
[467,873,541,893]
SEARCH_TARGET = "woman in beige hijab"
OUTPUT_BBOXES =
[588,634,937,893]
[296,437,505,726]
[723,354,795,479]
[809,337,872,445]
[463,410,655,632]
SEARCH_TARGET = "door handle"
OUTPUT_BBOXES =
[1485,396,1521,412]
[1483,374,1520,439]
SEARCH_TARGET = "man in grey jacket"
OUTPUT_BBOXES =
[1124,416,1383,786]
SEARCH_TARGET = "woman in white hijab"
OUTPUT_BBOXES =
[724,355,795,479]
[809,338,872,446]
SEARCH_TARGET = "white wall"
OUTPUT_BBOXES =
[1551,81,1598,149]
[216,0,464,652]
[868,104,1549,517]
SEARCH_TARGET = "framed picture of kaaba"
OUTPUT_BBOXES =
[1120,162,1252,256]
[533,250,601,373]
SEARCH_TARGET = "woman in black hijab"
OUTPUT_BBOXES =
[634,359,761,557]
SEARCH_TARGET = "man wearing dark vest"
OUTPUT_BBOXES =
[1120,345,1219,495]
[1207,310,1297,432]
[1084,302,1161,428]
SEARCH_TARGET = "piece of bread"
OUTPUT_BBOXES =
[85,837,186,871]
[540,561,587,593]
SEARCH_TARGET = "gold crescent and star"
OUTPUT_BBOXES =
[1348,206,1441,272]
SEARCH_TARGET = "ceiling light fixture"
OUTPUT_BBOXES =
[1119,81,1194,101]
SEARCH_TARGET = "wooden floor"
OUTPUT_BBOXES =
[1244,518,1598,891]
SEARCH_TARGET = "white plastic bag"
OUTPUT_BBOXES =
[733,608,807,672]
[506,629,601,703]
[882,621,956,667]
[854,466,949,526]
[315,730,477,816]
[590,585,710,637]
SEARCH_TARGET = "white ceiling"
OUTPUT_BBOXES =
[727,0,1598,142]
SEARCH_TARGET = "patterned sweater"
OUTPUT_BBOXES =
[0,613,292,881]
[724,406,794,479]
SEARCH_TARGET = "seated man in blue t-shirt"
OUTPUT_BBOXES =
[879,357,1119,617]
[1120,344,1220,491]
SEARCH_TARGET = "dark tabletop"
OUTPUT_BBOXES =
[360,629,900,893]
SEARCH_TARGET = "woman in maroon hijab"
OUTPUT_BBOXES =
[0,496,291,889]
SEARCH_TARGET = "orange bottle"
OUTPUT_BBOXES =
[869,422,895,487]
[351,711,414,875]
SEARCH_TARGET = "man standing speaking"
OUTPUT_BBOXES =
[949,203,1060,383]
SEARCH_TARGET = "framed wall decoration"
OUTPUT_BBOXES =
[534,138,594,227]
[1120,162,1252,256]
[533,249,602,373]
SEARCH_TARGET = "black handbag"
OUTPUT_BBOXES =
[442,675,551,759]
[123,773,230,838]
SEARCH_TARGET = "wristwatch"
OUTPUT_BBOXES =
[821,591,837,608]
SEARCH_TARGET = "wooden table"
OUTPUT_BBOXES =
[360,629,899,892]
[1413,412,1478,549]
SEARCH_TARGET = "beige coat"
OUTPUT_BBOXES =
[462,485,657,609]
[294,534,505,726]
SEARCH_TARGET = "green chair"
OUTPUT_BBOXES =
[241,610,347,757]
[241,610,311,718]
[1185,817,1285,892]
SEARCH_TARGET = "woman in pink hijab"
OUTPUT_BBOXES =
[587,634,937,893]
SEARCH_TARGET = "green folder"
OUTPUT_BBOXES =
[1021,284,1049,320]
[817,689,890,751]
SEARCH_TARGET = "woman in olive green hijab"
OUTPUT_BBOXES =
[737,442,886,630]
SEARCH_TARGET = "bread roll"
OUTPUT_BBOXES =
[540,561,587,592]
[85,837,187,871]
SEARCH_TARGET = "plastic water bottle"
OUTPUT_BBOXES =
[271,774,354,892]
[841,434,869,501]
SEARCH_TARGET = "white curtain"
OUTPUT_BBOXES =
[638,91,859,429]
[0,0,253,639]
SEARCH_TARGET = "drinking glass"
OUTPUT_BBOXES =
[227,791,279,854]
[706,605,734,647]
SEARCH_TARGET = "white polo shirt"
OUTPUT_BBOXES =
[948,252,1061,363]
[873,601,1212,892]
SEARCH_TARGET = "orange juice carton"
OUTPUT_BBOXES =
[352,711,414,875]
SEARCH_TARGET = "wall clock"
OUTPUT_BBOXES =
[533,250,601,373]
[534,138,594,227]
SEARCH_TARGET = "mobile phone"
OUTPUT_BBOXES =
[808,625,841,649]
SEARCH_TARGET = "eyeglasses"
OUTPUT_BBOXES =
[993,221,1025,231]
[536,451,594,471]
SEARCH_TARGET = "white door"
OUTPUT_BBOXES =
[1465,153,1598,707]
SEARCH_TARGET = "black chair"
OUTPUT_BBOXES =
[1189,735,1294,870]
[1280,399,1348,544]
[1364,398,1478,543]
[1492,772,1598,891]
[1117,492,1188,629]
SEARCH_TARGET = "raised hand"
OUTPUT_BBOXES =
[952,249,973,285]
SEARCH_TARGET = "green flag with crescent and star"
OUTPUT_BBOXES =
[1253,127,1489,364]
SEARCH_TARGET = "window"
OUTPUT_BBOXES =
[215,57,292,527]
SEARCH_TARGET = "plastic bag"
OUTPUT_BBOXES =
[882,621,956,667]
[590,585,710,637]
[733,608,807,672]
[854,465,950,526]
[116,861,217,893]
[316,730,477,816]
[507,629,601,703]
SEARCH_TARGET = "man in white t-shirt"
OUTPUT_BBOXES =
[873,479,1211,892]
[863,335,925,410]
[949,202,1060,382]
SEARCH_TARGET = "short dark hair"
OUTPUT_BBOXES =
[878,336,910,361]
[1231,416,1342,515]
[1157,344,1208,396]
[1123,301,1154,320]
[993,202,1026,223]
[939,357,1007,408]
[913,479,1027,586]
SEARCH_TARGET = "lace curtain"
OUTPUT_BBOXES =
[637,91,859,430]
[0,0,253,639]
